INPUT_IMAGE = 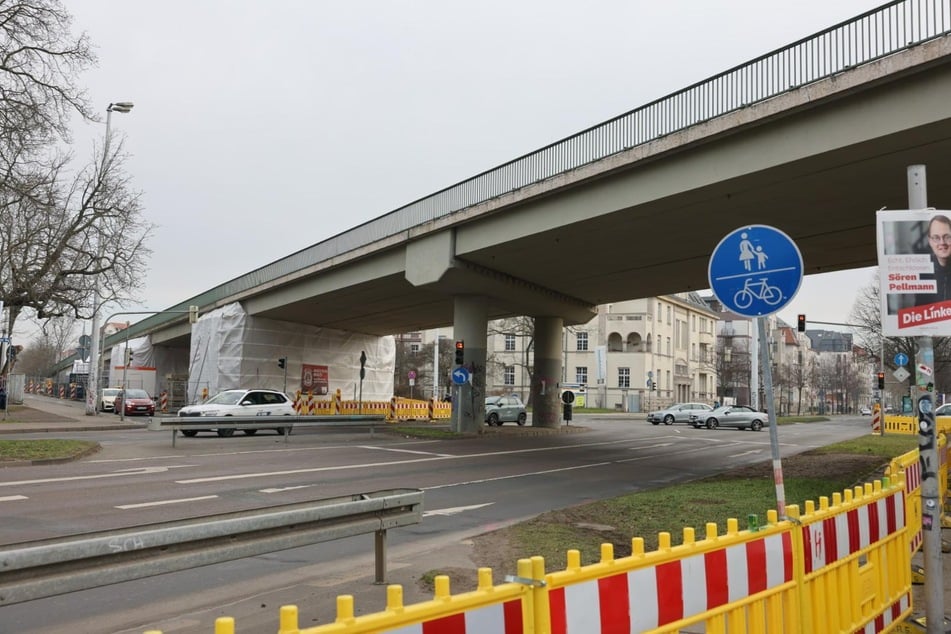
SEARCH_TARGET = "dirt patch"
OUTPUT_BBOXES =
[418,451,891,594]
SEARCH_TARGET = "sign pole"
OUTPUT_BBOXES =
[757,317,785,514]
[907,164,944,631]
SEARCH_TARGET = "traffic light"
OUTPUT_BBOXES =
[877,372,885,389]
[454,340,465,365]
[278,357,286,370]
[188,305,199,324]
[797,314,806,332]
[125,348,133,365]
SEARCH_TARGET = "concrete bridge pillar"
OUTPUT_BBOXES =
[452,296,487,433]
[532,316,564,428]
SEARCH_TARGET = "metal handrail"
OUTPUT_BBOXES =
[88,0,951,356]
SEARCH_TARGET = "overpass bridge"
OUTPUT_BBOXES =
[78,0,951,429]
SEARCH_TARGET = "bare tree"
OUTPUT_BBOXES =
[487,316,535,401]
[0,1,152,365]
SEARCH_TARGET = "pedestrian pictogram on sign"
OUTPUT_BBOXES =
[708,225,804,317]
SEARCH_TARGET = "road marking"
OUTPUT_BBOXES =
[422,463,612,490]
[115,495,219,510]
[728,449,763,458]
[0,495,27,502]
[175,439,680,484]
[423,502,494,517]
[260,485,314,493]
[358,445,455,457]
[0,465,192,488]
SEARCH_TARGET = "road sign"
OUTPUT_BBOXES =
[894,352,909,366]
[708,225,803,317]
[407,370,416,379]
[893,367,910,382]
[451,367,470,385]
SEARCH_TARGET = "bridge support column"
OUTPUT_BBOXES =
[452,296,487,433]
[532,317,563,428]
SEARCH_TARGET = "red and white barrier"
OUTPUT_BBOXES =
[388,600,522,633]
[548,532,793,631]
[871,409,881,433]
[801,491,905,573]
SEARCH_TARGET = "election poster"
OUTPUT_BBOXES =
[877,209,951,336]
[301,363,329,395]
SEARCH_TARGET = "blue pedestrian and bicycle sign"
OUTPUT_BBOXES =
[708,225,803,317]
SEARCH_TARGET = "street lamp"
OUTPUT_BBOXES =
[86,101,134,416]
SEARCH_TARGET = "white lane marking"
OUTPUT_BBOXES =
[115,495,219,510]
[260,485,314,493]
[176,439,689,484]
[728,449,763,458]
[0,465,192,488]
[0,495,27,502]
[423,502,494,517]
[422,463,612,490]
[358,445,454,457]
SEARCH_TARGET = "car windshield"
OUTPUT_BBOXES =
[485,397,501,406]
[103,389,120,397]
[124,389,150,399]
[205,391,245,405]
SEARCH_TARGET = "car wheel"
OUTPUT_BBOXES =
[516,412,527,426]
[663,415,675,425]
[243,429,258,436]
[750,420,764,431]
[706,418,718,430]
[487,413,500,426]
[181,430,198,437]
[217,428,236,438]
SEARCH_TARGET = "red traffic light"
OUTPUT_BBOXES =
[797,314,806,332]
[454,340,465,365]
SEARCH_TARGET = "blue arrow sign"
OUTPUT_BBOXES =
[894,352,909,366]
[451,367,470,385]
[708,225,803,317]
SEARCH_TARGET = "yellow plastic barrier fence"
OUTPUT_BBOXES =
[277,563,533,633]
[886,434,948,556]
[387,397,431,421]
[146,478,913,633]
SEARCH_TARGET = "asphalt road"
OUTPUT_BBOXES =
[0,413,874,633]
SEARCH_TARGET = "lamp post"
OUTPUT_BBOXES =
[86,102,134,416]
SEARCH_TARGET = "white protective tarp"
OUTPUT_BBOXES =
[187,302,395,404]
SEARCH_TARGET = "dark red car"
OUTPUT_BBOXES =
[114,388,155,416]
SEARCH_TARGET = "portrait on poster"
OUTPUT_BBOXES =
[877,209,951,336]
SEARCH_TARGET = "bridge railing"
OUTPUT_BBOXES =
[110,0,951,346]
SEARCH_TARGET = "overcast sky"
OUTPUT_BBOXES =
[31,1,889,341]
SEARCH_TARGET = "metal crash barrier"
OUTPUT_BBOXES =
[0,488,423,606]
[148,414,389,446]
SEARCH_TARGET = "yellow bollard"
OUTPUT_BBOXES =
[214,617,234,634]
[278,605,299,634]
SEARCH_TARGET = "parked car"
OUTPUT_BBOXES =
[935,403,951,417]
[647,402,713,425]
[100,387,121,412]
[859,406,872,416]
[484,394,527,426]
[114,388,155,417]
[177,388,294,437]
[690,405,768,431]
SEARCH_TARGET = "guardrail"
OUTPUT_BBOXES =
[148,414,389,447]
[0,488,423,606]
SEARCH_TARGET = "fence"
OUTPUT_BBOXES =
[143,439,944,633]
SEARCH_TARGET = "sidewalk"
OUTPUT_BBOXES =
[0,394,145,433]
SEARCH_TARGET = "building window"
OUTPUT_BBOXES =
[576,367,588,384]
[576,331,588,351]
[667,306,671,325]
[667,337,672,355]
[503,366,515,385]
[618,367,630,388]
[657,302,662,321]
[410,343,420,354]
[504,334,516,351]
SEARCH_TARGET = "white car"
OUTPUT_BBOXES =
[177,388,294,437]
[859,406,872,416]
[99,388,121,412]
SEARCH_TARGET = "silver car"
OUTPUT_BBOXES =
[647,402,713,425]
[485,394,527,426]
[690,405,768,431]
